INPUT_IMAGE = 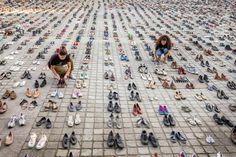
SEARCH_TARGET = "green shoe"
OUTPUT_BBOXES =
[83,73,88,79]
[79,73,84,79]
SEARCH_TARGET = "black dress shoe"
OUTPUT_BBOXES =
[127,83,132,91]
[36,117,46,126]
[107,131,114,147]
[68,152,74,157]
[198,75,204,83]
[113,92,119,100]
[163,115,170,126]
[168,115,176,126]
[108,91,113,100]
[175,132,186,144]
[34,80,39,88]
[40,79,47,88]
[221,116,234,127]
[132,82,137,90]
[46,118,52,129]
[213,114,224,125]
[114,133,124,149]
[62,133,70,149]
[205,103,213,112]
[205,61,210,67]
[135,92,141,102]
[114,102,121,113]
[221,90,229,99]
[200,61,205,67]
[107,101,113,112]
[21,71,28,79]
[203,74,209,82]
[217,90,223,99]
[148,132,158,147]
[141,130,149,145]
[214,104,220,113]
[70,131,78,145]
[26,71,32,79]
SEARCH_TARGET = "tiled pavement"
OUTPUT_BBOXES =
[0,0,236,157]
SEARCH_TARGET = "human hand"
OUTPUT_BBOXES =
[55,75,61,80]
[64,74,68,80]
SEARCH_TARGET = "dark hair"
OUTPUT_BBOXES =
[59,46,67,56]
[155,35,171,50]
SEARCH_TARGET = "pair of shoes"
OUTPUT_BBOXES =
[2,90,16,100]
[207,67,217,73]
[145,80,157,89]
[107,131,124,149]
[28,133,47,149]
[162,80,170,89]
[8,113,25,128]
[127,82,137,90]
[107,113,122,129]
[68,74,76,80]
[51,90,64,98]
[175,91,186,100]
[138,64,148,74]
[206,135,215,144]
[25,88,40,98]
[132,103,142,116]
[163,114,175,127]
[80,65,89,71]
[36,117,52,129]
[231,126,236,144]
[108,91,119,100]
[57,79,67,88]
[200,60,210,67]
[198,74,209,83]
[213,114,234,127]
[158,105,169,115]
[186,116,202,126]
[170,131,186,144]
[181,106,191,112]
[44,100,58,112]
[104,71,115,81]
[205,103,220,113]
[227,81,236,90]
[136,116,150,128]
[68,102,82,112]
[107,101,121,113]
[178,151,187,157]
[229,104,236,112]
[62,132,77,149]
[215,72,228,80]
[38,72,46,79]
[71,89,83,98]
[154,68,167,76]
[0,71,11,80]
[178,67,186,75]
[186,82,194,89]
[68,114,81,127]
[171,61,178,69]
[120,54,129,61]
[4,131,14,146]
[21,70,32,79]
[207,84,218,91]
[130,91,141,102]
[217,90,229,99]
[124,67,133,79]
[195,93,207,101]
[76,80,86,89]
[140,130,158,147]
[34,79,47,88]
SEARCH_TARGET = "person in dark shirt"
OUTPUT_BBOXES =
[153,35,172,63]
[48,46,74,81]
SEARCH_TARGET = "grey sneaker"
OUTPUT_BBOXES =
[69,74,76,80]
[114,115,122,129]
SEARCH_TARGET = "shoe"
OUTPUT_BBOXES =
[178,151,187,157]
[163,115,170,127]
[68,102,76,112]
[34,80,39,88]
[203,74,209,82]
[62,133,70,149]
[127,83,132,90]
[107,101,113,112]
[170,81,176,90]
[70,131,77,145]
[114,115,122,129]
[5,131,13,146]
[108,91,113,100]
[221,116,234,127]
[132,104,138,116]
[114,133,124,149]
[36,117,46,126]
[68,152,74,157]
[175,132,186,144]
[107,131,114,147]
[40,79,47,87]
[231,126,236,144]
[140,130,149,145]
[9,91,16,100]
[33,88,40,98]
[217,90,223,99]
[130,91,135,101]
[45,118,52,129]
[149,132,158,147]
[113,92,119,100]
[213,114,224,125]
[68,115,74,127]
[198,75,204,83]
[168,115,175,126]
[18,113,26,126]
[28,132,37,148]
[2,90,10,99]
[221,90,229,99]
[74,113,81,125]
[8,115,17,128]
[25,88,32,98]
[135,92,141,102]
[206,135,215,144]
[170,131,177,143]
[114,102,121,113]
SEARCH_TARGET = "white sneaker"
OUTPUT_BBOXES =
[18,113,26,126]
[75,113,81,125]
[36,61,40,65]
[58,91,64,99]
[32,60,37,64]
[13,81,20,88]
[69,74,76,80]
[206,135,215,144]
[51,90,57,97]
[8,115,17,128]
[31,67,37,71]
[20,81,26,87]
[36,134,47,150]
[68,115,74,127]
[28,132,37,148]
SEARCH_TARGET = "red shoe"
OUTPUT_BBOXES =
[181,67,186,75]
[136,103,142,114]
[152,153,158,157]
[178,67,182,75]
[132,104,138,116]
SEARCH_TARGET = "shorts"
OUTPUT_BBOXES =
[54,65,68,77]
[156,48,169,57]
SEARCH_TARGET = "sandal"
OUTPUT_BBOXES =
[181,106,191,112]
[174,91,181,100]
[229,104,236,112]
[186,117,197,126]
[20,99,28,110]
[0,72,6,80]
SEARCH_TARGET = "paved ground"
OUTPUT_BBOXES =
[0,0,236,157]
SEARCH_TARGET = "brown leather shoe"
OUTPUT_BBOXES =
[25,88,32,98]
[221,73,228,81]
[171,61,178,69]
[2,90,10,99]
[162,81,170,89]
[174,91,181,100]
[170,81,176,90]
[9,91,16,100]
[231,127,236,144]
[214,72,221,80]
[5,131,13,146]
[0,101,7,114]
[190,83,195,89]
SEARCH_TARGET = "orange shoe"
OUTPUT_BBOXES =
[25,88,32,98]
[33,88,40,98]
